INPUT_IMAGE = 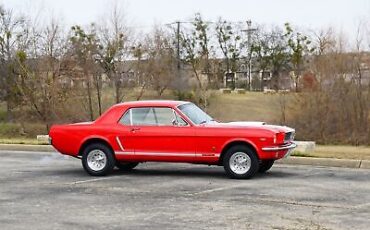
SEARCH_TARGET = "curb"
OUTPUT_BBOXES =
[0,144,369,170]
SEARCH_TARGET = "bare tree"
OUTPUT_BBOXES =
[133,26,176,98]
[251,26,291,91]
[350,21,369,144]
[251,26,273,91]
[180,13,213,108]
[96,2,132,104]
[0,5,25,121]
[215,18,243,73]
[289,28,370,145]
[13,18,69,131]
[284,23,314,92]
[69,24,103,119]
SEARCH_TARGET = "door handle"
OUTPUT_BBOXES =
[130,127,140,132]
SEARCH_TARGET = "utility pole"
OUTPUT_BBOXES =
[176,21,181,72]
[243,20,257,91]
[166,21,183,82]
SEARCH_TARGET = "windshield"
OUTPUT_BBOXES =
[178,103,214,125]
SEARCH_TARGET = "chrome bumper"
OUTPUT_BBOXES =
[262,142,297,151]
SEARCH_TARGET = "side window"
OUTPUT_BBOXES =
[119,107,177,126]
[175,112,188,126]
[154,108,174,126]
[119,108,156,125]
[132,108,156,125]
[120,110,131,125]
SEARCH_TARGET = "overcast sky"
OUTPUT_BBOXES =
[2,0,370,43]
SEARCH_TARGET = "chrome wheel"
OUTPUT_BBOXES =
[229,152,251,175]
[87,149,107,171]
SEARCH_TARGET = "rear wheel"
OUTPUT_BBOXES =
[223,145,259,179]
[258,160,275,173]
[82,143,115,176]
[116,162,139,171]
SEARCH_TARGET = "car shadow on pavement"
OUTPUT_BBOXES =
[43,164,299,180]
[114,168,227,179]
[111,166,298,180]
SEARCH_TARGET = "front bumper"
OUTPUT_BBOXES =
[261,142,297,151]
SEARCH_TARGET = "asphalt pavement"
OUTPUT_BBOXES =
[0,150,369,230]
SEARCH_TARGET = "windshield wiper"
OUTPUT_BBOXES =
[200,119,215,124]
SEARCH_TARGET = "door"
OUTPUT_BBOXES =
[118,107,196,162]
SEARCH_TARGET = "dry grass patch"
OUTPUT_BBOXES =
[207,91,287,123]
[306,145,370,160]
[0,138,47,145]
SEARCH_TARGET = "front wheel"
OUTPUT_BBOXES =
[223,145,259,179]
[258,160,275,173]
[82,143,115,176]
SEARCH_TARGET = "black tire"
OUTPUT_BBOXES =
[82,143,115,176]
[258,160,275,173]
[222,145,259,179]
[116,162,139,171]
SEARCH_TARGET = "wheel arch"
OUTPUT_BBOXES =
[78,137,114,157]
[219,139,259,165]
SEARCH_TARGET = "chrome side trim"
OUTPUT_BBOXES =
[115,136,124,151]
[197,153,220,157]
[136,152,195,157]
[115,151,220,157]
[115,151,134,155]
[262,142,297,151]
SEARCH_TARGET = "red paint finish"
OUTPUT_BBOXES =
[49,100,296,165]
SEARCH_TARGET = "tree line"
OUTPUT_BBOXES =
[0,4,369,144]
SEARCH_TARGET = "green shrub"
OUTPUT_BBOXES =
[0,109,6,122]
[0,122,47,138]
[0,123,22,137]
[173,90,194,101]
[291,150,313,158]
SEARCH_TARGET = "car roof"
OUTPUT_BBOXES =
[113,100,190,108]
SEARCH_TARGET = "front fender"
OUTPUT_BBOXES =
[221,138,261,157]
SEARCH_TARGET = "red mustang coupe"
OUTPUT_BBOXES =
[49,100,296,179]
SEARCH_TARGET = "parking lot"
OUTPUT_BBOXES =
[0,150,370,230]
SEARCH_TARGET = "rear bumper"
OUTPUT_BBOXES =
[262,142,297,151]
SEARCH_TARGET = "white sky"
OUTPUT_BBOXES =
[2,0,370,43]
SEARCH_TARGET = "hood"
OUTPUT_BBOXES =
[206,121,294,133]
[226,121,266,126]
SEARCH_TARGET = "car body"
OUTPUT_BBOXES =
[49,100,296,179]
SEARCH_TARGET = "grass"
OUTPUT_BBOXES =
[0,138,48,145]
[208,91,286,123]
[294,145,370,160]
[291,151,313,158]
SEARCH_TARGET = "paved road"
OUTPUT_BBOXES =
[0,151,369,230]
